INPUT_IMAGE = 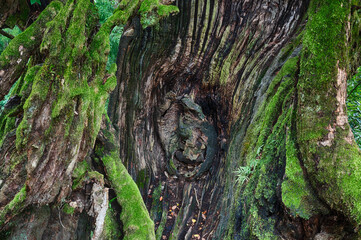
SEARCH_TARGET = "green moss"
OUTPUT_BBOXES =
[281,125,328,219]
[63,0,90,60]
[298,0,347,143]
[16,0,120,155]
[63,203,75,215]
[157,5,179,17]
[0,1,62,66]
[15,117,28,149]
[0,185,26,226]
[18,66,40,98]
[72,170,104,190]
[15,63,52,149]
[241,56,299,165]
[224,53,305,239]
[94,121,155,239]
[298,0,361,225]
[139,0,179,29]
[72,159,90,179]
[139,0,158,13]
[104,207,122,239]
[101,151,155,240]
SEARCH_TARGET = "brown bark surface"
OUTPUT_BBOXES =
[109,0,361,239]
[1,0,361,239]
[109,0,308,238]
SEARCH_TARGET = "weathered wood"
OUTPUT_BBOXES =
[109,0,361,239]
[1,0,361,239]
[0,0,179,238]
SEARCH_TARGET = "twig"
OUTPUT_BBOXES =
[348,80,361,96]
[58,206,67,229]
[194,188,200,209]
[0,29,14,39]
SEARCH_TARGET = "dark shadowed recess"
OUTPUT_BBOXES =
[106,0,345,239]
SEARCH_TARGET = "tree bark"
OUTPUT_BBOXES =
[108,0,361,239]
[0,0,166,238]
[1,0,361,239]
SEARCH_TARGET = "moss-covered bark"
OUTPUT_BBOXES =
[1,0,361,239]
[0,1,61,100]
[94,118,155,239]
[298,0,361,227]
[108,0,361,239]
[0,0,178,238]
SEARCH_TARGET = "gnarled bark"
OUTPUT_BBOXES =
[0,0,177,238]
[1,0,361,239]
[108,0,361,239]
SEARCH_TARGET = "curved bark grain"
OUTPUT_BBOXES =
[109,0,361,239]
[0,0,361,239]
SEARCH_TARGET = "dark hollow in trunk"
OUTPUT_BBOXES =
[1,0,361,239]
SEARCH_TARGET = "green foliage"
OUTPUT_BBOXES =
[94,0,119,24]
[234,166,251,185]
[0,27,21,54]
[94,0,123,70]
[139,0,179,29]
[30,0,41,5]
[235,146,261,185]
[347,67,361,147]
[107,25,123,70]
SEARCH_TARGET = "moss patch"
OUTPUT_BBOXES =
[63,203,75,215]
[281,123,328,219]
[101,150,155,240]
[224,56,300,239]
[139,0,179,29]
[104,207,122,239]
[0,185,26,226]
[298,0,361,225]
[95,122,155,240]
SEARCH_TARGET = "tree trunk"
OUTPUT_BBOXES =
[1,0,361,239]
[109,0,361,239]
